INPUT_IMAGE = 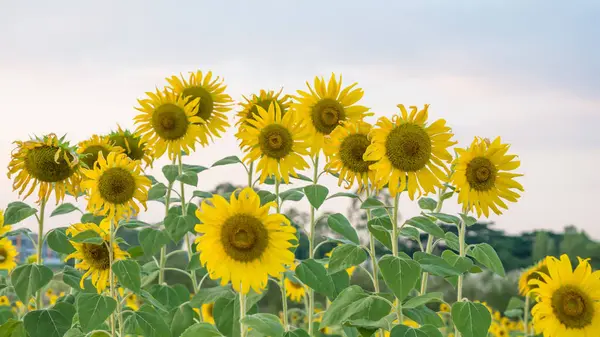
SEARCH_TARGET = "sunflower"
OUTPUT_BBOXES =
[134,88,204,159]
[166,70,233,144]
[0,210,11,237]
[324,120,376,191]
[364,104,456,199]
[77,134,123,170]
[293,73,371,155]
[452,137,523,217]
[119,288,140,310]
[202,302,215,324]
[237,89,291,127]
[529,254,600,337]
[65,223,128,293]
[439,303,451,313]
[0,296,8,306]
[194,187,297,294]
[237,102,310,184]
[107,126,154,168]
[284,277,306,303]
[45,289,54,298]
[26,254,37,264]
[0,238,18,271]
[7,133,80,203]
[519,258,549,296]
[81,152,150,224]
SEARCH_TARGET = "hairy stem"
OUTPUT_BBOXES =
[158,175,174,285]
[109,219,117,337]
[274,179,289,331]
[454,218,467,337]
[308,155,319,337]
[420,185,449,294]
[391,193,403,323]
[240,291,247,337]
[524,294,530,336]
[179,155,199,294]
[36,197,47,310]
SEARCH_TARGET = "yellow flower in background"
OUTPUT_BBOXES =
[134,88,203,159]
[284,277,306,303]
[166,70,233,144]
[65,223,128,293]
[294,73,371,155]
[119,288,140,311]
[364,104,455,199]
[7,133,81,203]
[26,254,37,264]
[0,296,9,306]
[439,303,451,313]
[237,102,310,184]
[530,254,600,337]
[77,134,124,169]
[519,258,549,296]
[45,288,54,298]
[201,302,215,324]
[0,210,11,237]
[452,137,523,217]
[81,152,150,225]
[49,294,59,305]
[237,88,291,127]
[324,120,377,192]
[0,238,18,271]
[194,187,297,294]
[107,125,154,168]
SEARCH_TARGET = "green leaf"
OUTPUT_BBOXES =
[452,301,492,337]
[405,216,445,239]
[303,184,329,210]
[320,286,391,329]
[327,214,359,245]
[279,189,304,202]
[257,190,277,206]
[0,319,26,337]
[182,164,208,173]
[460,213,477,227]
[70,230,104,245]
[328,244,367,275]
[112,260,141,293]
[187,252,203,270]
[390,324,443,337]
[360,197,385,210]
[330,270,350,299]
[378,255,421,301]
[468,243,506,277]
[399,227,421,242]
[193,191,213,199]
[133,305,172,337]
[284,329,310,337]
[190,286,235,308]
[403,292,443,309]
[23,309,71,337]
[403,306,444,328]
[367,222,393,250]
[213,297,239,337]
[139,290,169,313]
[77,294,116,332]
[10,264,53,303]
[62,266,96,293]
[148,183,167,201]
[162,165,179,183]
[46,227,75,254]
[138,228,171,256]
[430,213,460,225]
[292,173,312,182]
[505,297,525,311]
[177,171,198,187]
[295,259,335,300]
[149,285,183,310]
[413,252,462,277]
[80,213,105,225]
[50,203,80,217]
[180,323,223,337]
[212,155,242,167]
[417,198,437,211]
[145,175,159,185]
[4,202,37,225]
[369,215,392,230]
[327,192,359,200]
[441,250,474,274]
[170,304,195,337]
[164,213,196,242]
[241,314,284,337]
[444,232,460,251]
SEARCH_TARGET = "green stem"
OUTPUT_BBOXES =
[524,294,530,336]
[158,177,174,285]
[308,155,319,337]
[274,179,289,331]
[391,194,400,257]
[454,218,466,337]
[420,185,449,294]
[36,197,47,310]
[248,162,254,188]
[109,219,117,337]
[366,189,379,293]
[240,291,247,337]
[178,155,199,294]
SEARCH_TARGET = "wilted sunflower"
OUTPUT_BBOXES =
[134,88,204,159]
[519,259,549,296]
[452,137,523,217]
[65,223,128,293]
[194,187,297,294]
[0,237,18,271]
[530,254,600,337]
[237,102,310,183]
[81,152,151,224]
[201,302,215,324]
[0,210,10,237]
[364,104,455,199]
[294,73,371,155]
[107,126,154,168]
[324,120,376,191]
[7,134,80,203]
[166,70,233,144]
[237,89,291,127]
[77,134,123,169]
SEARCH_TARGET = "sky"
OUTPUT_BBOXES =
[0,1,599,239]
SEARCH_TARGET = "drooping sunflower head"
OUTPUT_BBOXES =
[65,223,128,293]
[0,237,18,271]
[519,258,549,296]
[363,104,456,199]
[0,210,10,237]
[293,73,371,155]
[237,102,311,184]
[134,88,204,159]
[81,152,151,224]
[8,133,81,203]
[194,187,297,294]
[237,88,291,127]
[530,254,600,337]
[77,134,124,169]
[452,136,524,217]
[107,125,155,168]
[284,276,306,303]
[324,120,377,192]
[166,70,233,142]
[201,302,215,324]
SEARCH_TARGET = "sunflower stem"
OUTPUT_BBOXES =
[274,179,290,331]
[420,185,448,295]
[158,178,174,285]
[109,219,117,337]
[35,197,47,310]
[365,188,380,294]
[178,155,199,294]
[524,294,530,336]
[308,155,319,337]
[240,291,247,337]
[391,193,400,257]
[248,162,254,188]
[454,217,467,337]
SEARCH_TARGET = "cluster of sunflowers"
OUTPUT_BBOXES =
[0,69,596,337]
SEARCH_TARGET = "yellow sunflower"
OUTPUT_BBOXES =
[65,223,128,293]
[0,210,11,237]
[529,254,600,337]
[134,88,204,159]
[194,187,297,294]
[107,126,154,168]
[439,303,451,313]
[0,238,18,271]
[7,133,81,203]
[364,104,455,199]
[119,288,140,311]
[284,277,306,303]
[519,258,549,296]
[237,102,310,184]
[202,302,215,324]
[324,120,376,191]
[166,70,233,144]
[26,254,37,264]
[81,152,150,224]
[77,134,123,169]
[452,137,524,217]
[237,88,291,127]
[293,73,371,155]
[0,296,8,306]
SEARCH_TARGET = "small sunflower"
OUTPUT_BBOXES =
[26,254,37,264]
[364,104,456,199]
[81,152,151,224]
[202,302,215,324]
[45,288,54,298]
[0,296,8,306]
[77,134,123,170]
[452,137,524,217]
[237,89,291,127]
[237,102,310,184]
[107,126,154,168]
[134,88,204,159]
[284,277,306,303]
[194,187,297,294]
[324,120,376,191]
[0,238,18,271]
[0,210,11,237]
[293,73,371,155]
[7,133,81,203]
[439,303,451,313]
[65,223,128,293]
[119,288,140,311]
[519,259,549,296]
[166,70,233,144]
[530,254,600,337]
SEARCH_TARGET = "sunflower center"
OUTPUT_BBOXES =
[98,167,136,204]
[247,99,275,122]
[259,124,293,159]
[0,248,6,262]
[466,157,497,191]
[385,123,432,172]
[81,145,110,169]
[221,214,268,262]
[288,280,303,290]
[340,134,375,173]
[151,103,189,140]
[551,285,594,329]
[109,134,146,161]
[82,243,111,270]
[182,86,214,122]
[311,98,345,135]
[24,146,75,183]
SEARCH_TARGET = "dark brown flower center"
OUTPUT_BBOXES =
[25,146,75,182]
[339,134,374,173]
[151,103,189,140]
[311,98,346,135]
[551,285,594,329]
[466,157,497,191]
[259,124,293,159]
[182,86,214,122]
[98,167,136,204]
[220,214,268,262]
[385,123,432,172]
[82,242,111,270]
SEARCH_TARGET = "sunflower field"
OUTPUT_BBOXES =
[0,71,597,337]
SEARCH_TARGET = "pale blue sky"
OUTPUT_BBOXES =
[0,1,599,238]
